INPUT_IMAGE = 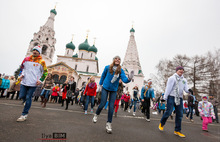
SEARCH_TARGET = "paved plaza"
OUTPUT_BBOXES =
[0,99,219,142]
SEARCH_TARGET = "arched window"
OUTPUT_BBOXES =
[49,49,53,58]
[75,65,77,70]
[42,45,48,55]
[91,53,93,57]
[59,75,67,84]
[46,38,49,41]
[53,74,59,84]
[81,53,83,58]
[86,66,89,72]
[67,50,69,55]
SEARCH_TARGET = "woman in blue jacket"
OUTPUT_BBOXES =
[92,56,134,134]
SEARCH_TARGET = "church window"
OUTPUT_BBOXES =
[38,35,41,38]
[53,74,59,84]
[67,50,69,55]
[75,65,77,70]
[46,38,49,41]
[42,45,48,55]
[81,53,83,58]
[59,75,67,84]
[34,43,38,46]
[86,66,89,72]
[91,53,92,58]
[49,49,53,58]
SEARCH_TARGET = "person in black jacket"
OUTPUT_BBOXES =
[65,76,76,110]
[186,89,195,122]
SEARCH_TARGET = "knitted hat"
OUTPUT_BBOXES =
[202,95,208,99]
[176,66,184,72]
[113,55,121,61]
[33,46,42,54]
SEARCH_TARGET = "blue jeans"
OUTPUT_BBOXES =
[19,85,37,116]
[85,95,94,111]
[186,106,194,119]
[133,100,137,112]
[40,89,50,99]
[96,87,117,123]
[160,96,183,132]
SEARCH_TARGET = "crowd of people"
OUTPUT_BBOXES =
[0,46,219,137]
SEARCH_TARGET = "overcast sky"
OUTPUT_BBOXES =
[0,0,219,79]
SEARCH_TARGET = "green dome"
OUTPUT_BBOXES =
[50,9,57,15]
[95,57,98,60]
[66,41,75,50]
[72,53,78,58]
[88,45,97,53]
[130,28,135,33]
[78,39,90,51]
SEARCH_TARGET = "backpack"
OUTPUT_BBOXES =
[0,78,2,86]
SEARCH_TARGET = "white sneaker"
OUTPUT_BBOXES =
[17,115,28,122]
[133,112,136,116]
[85,111,87,114]
[93,114,98,123]
[128,109,131,113]
[106,122,112,134]
[146,119,150,122]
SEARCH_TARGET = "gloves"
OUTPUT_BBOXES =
[128,70,134,80]
[188,89,193,95]
[213,115,216,120]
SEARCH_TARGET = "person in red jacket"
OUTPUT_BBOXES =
[51,84,60,103]
[83,76,97,114]
[124,91,131,111]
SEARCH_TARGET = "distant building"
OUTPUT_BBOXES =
[122,27,144,97]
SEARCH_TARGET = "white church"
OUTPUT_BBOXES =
[25,8,144,91]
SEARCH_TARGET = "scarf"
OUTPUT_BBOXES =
[174,73,183,106]
[111,66,119,83]
[88,82,96,88]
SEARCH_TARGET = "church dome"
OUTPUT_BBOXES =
[95,57,98,60]
[50,9,57,15]
[88,45,97,53]
[72,53,78,58]
[130,28,135,33]
[66,41,75,50]
[78,39,90,51]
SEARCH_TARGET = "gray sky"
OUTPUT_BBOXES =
[0,0,219,79]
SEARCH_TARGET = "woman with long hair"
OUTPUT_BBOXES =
[40,73,54,107]
[131,85,139,116]
[83,76,97,114]
[92,55,134,134]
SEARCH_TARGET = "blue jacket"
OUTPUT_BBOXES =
[0,78,10,89]
[99,65,130,91]
[141,85,155,99]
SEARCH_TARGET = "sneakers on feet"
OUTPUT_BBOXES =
[174,131,186,138]
[128,109,131,113]
[91,109,93,113]
[146,119,150,122]
[185,116,188,120]
[85,111,87,114]
[93,114,98,123]
[190,119,194,122]
[106,122,112,134]
[159,123,164,131]
[17,115,28,122]
[133,112,136,116]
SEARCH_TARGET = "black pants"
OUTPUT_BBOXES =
[66,97,71,109]
[34,96,39,101]
[124,102,129,111]
[143,98,150,119]
[6,91,15,98]
[11,91,20,100]
[0,88,6,97]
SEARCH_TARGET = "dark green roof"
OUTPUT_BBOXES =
[88,45,97,53]
[66,41,75,50]
[72,53,78,58]
[130,28,135,33]
[78,39,90,51]
[50,9,57,15]
[138,70,142,74]
[95,57,98,60]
